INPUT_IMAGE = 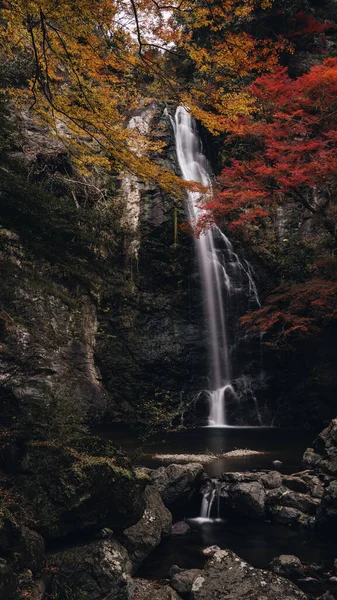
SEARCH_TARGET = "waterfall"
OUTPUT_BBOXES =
[171,106,262,427]
[199,480,221,522]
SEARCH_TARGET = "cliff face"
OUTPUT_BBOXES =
[0,100,208,435]
[96,102,208,428]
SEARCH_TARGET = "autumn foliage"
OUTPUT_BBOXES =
[206,58,337,233]
[0,0,284,189]
[241,272,337,347]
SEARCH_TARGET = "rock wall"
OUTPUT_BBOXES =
[96,102,208,427]
[0,99,208,433]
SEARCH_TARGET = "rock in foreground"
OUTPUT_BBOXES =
[48,538,133,600]
[19,442,147,540]
[191,548,308,600]
[121,485,172,571]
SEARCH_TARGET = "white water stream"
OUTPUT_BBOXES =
[171,106,261,427]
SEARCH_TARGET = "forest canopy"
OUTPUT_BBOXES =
[1,0,282,188]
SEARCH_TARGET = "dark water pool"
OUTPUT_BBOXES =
[138,518,336,580]
[104,424,316,476]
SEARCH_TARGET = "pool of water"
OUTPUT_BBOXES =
[104,425,316,477]
[138,517,335,581]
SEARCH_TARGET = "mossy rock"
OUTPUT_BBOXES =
[18,442,146,540]
[70,436,131,469]
[47,537,132,600]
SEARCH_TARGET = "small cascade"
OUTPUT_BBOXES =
[170,106,264,427]
[198,479,222,522]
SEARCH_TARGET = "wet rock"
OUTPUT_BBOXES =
[170,569,201,595]
[317,481,337,530]
[48,538,132,600]
[303,419,337,476]
[270,555,305,579]
[190,548,308,600]
[282,477,309,494]
[220,480,266,519]
[203,545,221,557]
[19,443,146,540]
[273,460,283,470]
[300,474,325,499]
[151,463,204,508]
[0,559,17,600]
[171,521,191,535]
[121,485,171,571]
[265,486,288,505]
[279,490,320,515]
[261,471,283,489]
[267,506,313,528]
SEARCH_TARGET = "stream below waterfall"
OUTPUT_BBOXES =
[102,425,336,596]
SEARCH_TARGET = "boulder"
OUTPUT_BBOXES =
[279,490,320,515]
[190,548,308,600]
[317,481,337,530]
[300,474,325,499]
[0,559,17,600]
[151,463,203,508]
[170,569,201,594]
[282,477,310,494]
[261,471,283,489]
[270,555,305,579]
[220,480,266,519]
[303,419,337,476]
[48,537,133,600]
[121,485,171,571]
[267,505,313,528]
[171,521,191,535]
[19,442,146,539]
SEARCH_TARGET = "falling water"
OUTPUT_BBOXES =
[196,479,222,522]
[171,106,262,427]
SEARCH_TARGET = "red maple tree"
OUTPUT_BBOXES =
[206,58,337,238]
